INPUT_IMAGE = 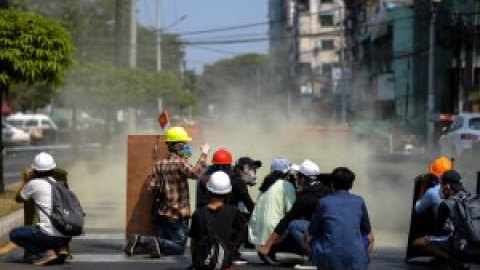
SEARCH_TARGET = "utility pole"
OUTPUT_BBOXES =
[463,0,475,112]
[129,0,137,68]
[155,0,162,71]
[115,0,124,67]
[128,0,137,133]
[340,7,348,123]
[427,2,437,154]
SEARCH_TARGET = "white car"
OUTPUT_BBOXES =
[439,113,480,158]
[2,122,31,145]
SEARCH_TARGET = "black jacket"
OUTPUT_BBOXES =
[273,182,330,235]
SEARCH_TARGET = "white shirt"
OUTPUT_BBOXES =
[20,177,67,237]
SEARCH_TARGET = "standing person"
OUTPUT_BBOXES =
[189,171,247,270]
[125,126,210,257]
[257,160,329,269]
[10,152,71,266]
[196,148,233,208]
[308,167,374,270]
[248,158,297,264]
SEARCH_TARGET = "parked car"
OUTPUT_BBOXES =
[2,122,31,145]
[6,113,58,143]
[438,113,480,159]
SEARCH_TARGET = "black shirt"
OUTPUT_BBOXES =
[274,182,330,235]
[189,204,247,247]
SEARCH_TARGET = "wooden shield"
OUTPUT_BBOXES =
[126,135,167,238]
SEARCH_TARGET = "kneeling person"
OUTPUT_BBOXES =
[190,171,248,270]
[10,152,71,266]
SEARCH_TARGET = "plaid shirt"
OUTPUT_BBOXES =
[147,152,206,219]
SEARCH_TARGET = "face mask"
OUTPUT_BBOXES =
[242,171,257,186]
[179,144,192,159]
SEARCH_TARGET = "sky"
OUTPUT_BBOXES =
[137,0,269,74]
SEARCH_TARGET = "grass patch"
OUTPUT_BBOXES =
[0,189,23,219]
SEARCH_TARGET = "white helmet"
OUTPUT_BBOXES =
[32,152,56,171]
[299,159,320,177]
[206,171,232,195]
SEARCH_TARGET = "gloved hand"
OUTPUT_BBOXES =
[200,143,210,155]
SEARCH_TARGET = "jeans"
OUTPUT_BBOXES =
[288,219,310,255]
[139,216,189,255]
[10,226,71,256]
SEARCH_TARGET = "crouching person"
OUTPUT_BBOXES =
[412,170,470,270]
[307,167,374,270]
[189,171,247,270]
[10,152,71,266]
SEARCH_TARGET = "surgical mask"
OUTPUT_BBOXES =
[242,171,257,186]
[179,144,192,159]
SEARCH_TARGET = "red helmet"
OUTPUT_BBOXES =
[212,148,233,165]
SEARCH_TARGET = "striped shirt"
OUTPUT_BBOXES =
[147,152,206,219]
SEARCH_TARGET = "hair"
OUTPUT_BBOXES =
[259,170,286,193]
[331,167,355,190]
[422,173,439,189]
[206,190,229,201]
[34,170,54,178]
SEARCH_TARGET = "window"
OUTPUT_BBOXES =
[469,118,480,130]
[320,0,333,3]
[321,40,335,50]
[318,14,334,27]
[322,63,333,74]
[41,120,53,128]
[25,119,38,127]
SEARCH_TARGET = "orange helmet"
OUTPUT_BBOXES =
[429,156,453,176]
[212,149,232,165]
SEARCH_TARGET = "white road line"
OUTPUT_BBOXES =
[79,233,125,240]
[72,254,189,263]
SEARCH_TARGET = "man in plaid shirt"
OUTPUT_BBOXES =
[125,126,210,258]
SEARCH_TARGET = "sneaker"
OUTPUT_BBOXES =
[294,262,316,270]
[124,234,140,256]
[150,238,162,258]
[447,262,470,270]
[33,250,58,266]
[257,252,280,266]
[55,247,69,264]
[232,252,248,265]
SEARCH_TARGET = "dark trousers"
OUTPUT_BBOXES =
[139,216,189,255]
[10,226,71,256]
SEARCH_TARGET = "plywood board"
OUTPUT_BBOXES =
[126,135,167,237]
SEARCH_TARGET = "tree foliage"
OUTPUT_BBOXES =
[63,62,187,111]
[200,53,269,107]
[0,9,75,88]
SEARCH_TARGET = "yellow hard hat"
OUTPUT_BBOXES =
[429,156,453,176]
[165,126,192,142]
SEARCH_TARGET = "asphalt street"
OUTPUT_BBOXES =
[3,235,479,270]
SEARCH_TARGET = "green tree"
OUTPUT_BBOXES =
[0,9,75,193]
[200,53,269,116]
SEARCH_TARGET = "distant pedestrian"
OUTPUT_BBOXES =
[189,171,247,270]
[308,167,374,270]
[124,126,210,258]
[10,152,71,266]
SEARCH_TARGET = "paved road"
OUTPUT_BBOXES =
[2,234,478,270]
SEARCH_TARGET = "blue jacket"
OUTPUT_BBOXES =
[309,190,371,270]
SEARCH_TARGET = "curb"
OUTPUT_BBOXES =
[0,209,23,248]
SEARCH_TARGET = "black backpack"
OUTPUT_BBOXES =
[445,192,480,245]
[36,178,85,237]
[192,208,230,270]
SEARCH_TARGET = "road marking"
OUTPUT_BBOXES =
[79,233,125,240]
[0,242,17,255]
[72,254,190,263]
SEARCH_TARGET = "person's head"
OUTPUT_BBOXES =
[440,170,464,198]
[297,159,320,189]
[429,156,453,177]
[331,167,355,191]
[211,148,232,173]
[164,126,192,156]
[32,152,56,177]
[234,156,262,186]
[206,171,232,201]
